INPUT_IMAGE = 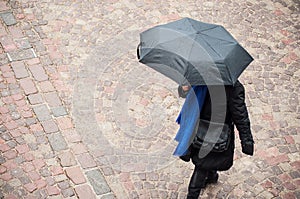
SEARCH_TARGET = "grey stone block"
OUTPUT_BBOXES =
[7,48,37,62]
[33,104,52,121]
[28,93,43,105]
[51,106,68,117]
[100,193,116,199]
[0,12,17,26]
[14,38,32,49]
[86,170,110,195]
[47,132,68,151]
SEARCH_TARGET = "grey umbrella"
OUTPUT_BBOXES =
[137,17,253,85]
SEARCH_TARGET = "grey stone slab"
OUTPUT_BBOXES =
[51,106,68,117]
[86,170,110,195]
[25,118,37,126]
[0,156,5,164]
[14,38,32,49]
[28,93,43,105]
[0,11,17,26]
[99,193,116,199]
[47,132,68,151]
[32,104,52,121]
[0,53,9,65]
[7,48,37,62]
[61,188,75,197]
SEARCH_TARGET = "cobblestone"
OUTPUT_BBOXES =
[11,61,28,79]
[19,78,37,95]
[32,104,51,121]
[75,184,96,199]
[77,154,96,169]
[7,48,37,62]
[50,106,67,117]
[86,169,111,195]
[65,167,86,185]
[27,93,43,105]
[61,188,75,197]
[58,151,76,167]
[0,0,299,198]
[47,132,68,152]
[0,11,17,26]
[41,120,59,134]
[28,64,48,82]
[44,92,62,107]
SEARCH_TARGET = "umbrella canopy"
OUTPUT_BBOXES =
[137,17,253,85]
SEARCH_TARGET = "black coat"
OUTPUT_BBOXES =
[191,81,253,171]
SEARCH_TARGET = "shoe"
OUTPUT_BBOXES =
[187,168,208,198]
[179,147,192,162]
[180,154,190,162]
[205,172,219,185]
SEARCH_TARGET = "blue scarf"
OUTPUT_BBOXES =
[173,86,207,156]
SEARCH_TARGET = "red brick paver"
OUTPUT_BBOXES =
[75,184,97,199]
[65,167,87,185]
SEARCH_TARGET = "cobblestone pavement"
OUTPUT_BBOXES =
[0,0,299,198]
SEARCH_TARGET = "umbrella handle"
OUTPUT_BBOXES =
[137,43,141,60]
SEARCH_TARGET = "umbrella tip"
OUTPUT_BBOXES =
[183,17,192,21]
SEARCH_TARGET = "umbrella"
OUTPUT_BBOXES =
[137,17,253,85]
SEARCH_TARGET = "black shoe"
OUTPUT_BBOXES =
[180,154,190,162]
[205,172,219,185]
[187,168,208,199]
[179,147,192,162]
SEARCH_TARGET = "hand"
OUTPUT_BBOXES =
[178,85,190,98]
[242,141,254,156]
[182,85,190,91]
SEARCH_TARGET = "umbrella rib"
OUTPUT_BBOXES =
[196,26,219,33]
[198,35,222,58]
[201,33,236,44]
[187,18,219,33]
[195,25,237,44]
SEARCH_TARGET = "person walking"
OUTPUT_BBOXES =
[178,80,254,199]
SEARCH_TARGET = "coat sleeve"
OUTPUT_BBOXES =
[229,81,254,144]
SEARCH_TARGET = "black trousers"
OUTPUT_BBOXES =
[187,166,217,199]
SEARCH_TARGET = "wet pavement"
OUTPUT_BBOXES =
[0,0,299,198]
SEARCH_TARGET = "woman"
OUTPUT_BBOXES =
[178,81,254,199]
